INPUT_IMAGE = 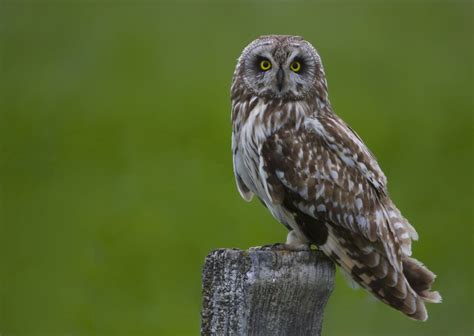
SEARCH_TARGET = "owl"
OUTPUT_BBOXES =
[231,35,441,321]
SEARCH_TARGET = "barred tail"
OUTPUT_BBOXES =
[321,226,441,321]
[403,257,442,304]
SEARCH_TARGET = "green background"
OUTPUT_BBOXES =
[1,1,472,335]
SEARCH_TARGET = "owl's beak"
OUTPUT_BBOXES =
[276,67,284,92]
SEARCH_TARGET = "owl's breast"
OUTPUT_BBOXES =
[233,98,274,200]
[233,99,308,202]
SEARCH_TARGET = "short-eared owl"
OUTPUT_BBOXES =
[231,35,441,320]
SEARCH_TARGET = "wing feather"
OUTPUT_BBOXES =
[258,113,440,320]
[260,118,403,270]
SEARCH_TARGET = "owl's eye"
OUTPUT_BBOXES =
[260,59,272,71]
[290,61,301,72]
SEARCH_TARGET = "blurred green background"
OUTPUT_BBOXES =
[1,1,472,335]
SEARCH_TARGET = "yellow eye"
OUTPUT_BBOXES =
[260,59,272,71]
[290,61,301,72]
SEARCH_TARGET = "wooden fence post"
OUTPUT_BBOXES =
[201,247,335,336]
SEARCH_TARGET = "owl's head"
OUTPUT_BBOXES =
[235,35,327,101]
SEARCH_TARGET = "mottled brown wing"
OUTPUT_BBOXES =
[230,35,440,320]
[259,124,442,320]
[261,123,401,270]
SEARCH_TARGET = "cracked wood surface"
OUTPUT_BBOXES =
[201,247,335,336]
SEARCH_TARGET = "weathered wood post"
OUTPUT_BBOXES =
[201,247,335,336]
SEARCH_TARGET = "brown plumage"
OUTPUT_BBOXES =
[231,35,441,320]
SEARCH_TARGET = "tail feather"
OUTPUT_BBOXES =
[321,226,440,321]
[403,257,442,303]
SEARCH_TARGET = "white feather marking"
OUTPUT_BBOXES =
[316,185,325,199]
[249,96,258,106]
[304,117,335,142]
[347,214,354,226]
[400,232,410,240]
[348,180,354,191]
[276,170,285,179]
[393,222,404,230]
[389,210,398,219]
[300,185,308,199]
[375,210,383,226]
[340,154,355,167]
[360,244,374,254]
[356,215,367,227]
[298,148,304,159]
[316,204,326,212]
